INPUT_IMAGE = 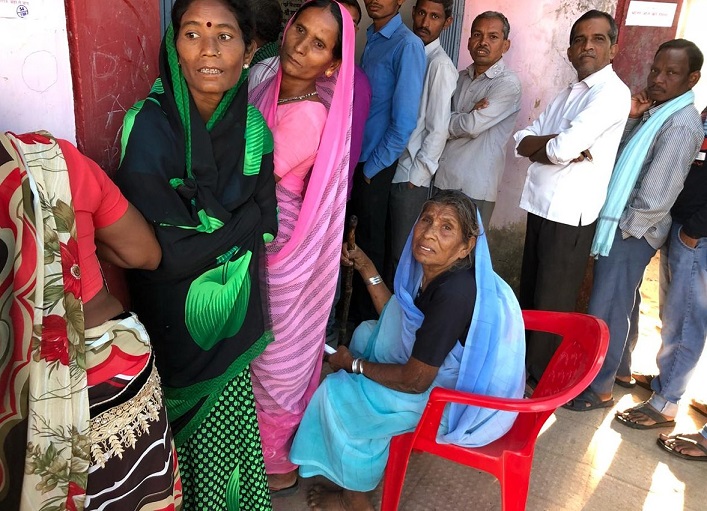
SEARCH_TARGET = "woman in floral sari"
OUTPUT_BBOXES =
[0,131,181,510]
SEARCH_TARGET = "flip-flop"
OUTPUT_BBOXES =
[614,377,636,388]
[689,399,707,419]
[615,402,675,430]
[270,479,300,498]
[563,388,615,412]
[631,373,655,391]
[657,434,707,461]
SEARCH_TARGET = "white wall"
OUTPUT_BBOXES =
[457,0,617,227]
[0,0,76,142]
[677,0,707,112]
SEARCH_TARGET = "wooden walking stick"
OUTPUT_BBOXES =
[338,215,358,346]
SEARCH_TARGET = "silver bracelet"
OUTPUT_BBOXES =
[366,274,383,286]
[351,358,359,374]
[358,359,365,376]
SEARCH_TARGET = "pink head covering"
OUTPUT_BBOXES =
[250,1,354,263]
[248,1,355,474]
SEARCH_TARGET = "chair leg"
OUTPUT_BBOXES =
[500,454,533,511]
[380,433,415,511]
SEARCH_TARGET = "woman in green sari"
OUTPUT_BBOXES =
[116,0,277,508]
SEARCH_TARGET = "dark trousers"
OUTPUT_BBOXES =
[433,187,495,229]
[347,160,396,323]
[389,182,430,273]
[520,213,596,381]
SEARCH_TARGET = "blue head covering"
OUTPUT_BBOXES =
[394,210,526,446]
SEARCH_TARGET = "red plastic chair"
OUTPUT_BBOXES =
[380,310,609,511]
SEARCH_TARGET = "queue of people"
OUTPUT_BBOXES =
[1,0,705,510]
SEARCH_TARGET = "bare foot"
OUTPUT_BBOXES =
[658,431,707,458]
[307,485,374,511]
[268,469,298,491]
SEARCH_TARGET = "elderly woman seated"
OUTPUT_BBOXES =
[290,190,526,511]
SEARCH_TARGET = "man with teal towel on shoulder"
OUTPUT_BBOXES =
[566,39,703,416]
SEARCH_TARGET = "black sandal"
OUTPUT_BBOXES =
[631,373,655,391]
[657,434,707,461]
[614,377,636,388]
[563,388,614,412]
[615,401,675,430]
[270,479,300,498]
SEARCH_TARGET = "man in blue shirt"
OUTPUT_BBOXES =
[349,0,426,321]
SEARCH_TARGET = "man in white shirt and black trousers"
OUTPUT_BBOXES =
[388,0,457,272]
[513,10,631,385]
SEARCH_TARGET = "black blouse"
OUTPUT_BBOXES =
[411,267,476,367]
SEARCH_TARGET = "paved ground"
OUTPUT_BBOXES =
[273,255,707,510]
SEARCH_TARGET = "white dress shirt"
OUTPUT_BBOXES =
[435,58,521,201]
[393,39,457,187]
[514,64,630,226]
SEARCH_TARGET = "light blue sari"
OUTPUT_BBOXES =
[290,215,525,491]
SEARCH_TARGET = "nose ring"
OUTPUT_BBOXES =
[217,50,221,56]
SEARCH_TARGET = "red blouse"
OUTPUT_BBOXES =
[58,139,128,302]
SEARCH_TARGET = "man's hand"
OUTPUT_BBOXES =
[679,227,699,248]
[570,149,593,163]
[630,90,653,119]
[471,98,489,112]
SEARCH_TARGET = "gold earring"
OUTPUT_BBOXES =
[325,70,333,77]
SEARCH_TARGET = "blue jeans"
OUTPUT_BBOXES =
[616,288,641,379]
[588,229,656,396]
[647,223,707,416]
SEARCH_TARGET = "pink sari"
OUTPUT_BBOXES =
[249,2,355,474]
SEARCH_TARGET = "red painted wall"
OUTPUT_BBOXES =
[65,0,161,174]
[65,0,162,307]
[613,0,684,92]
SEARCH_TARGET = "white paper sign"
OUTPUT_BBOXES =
[0,1,40,20]
[625,1,678,27]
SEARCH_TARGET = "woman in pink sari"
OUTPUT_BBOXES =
[248,0,355,495]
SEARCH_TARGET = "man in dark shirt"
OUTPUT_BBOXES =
[615,106,707,429]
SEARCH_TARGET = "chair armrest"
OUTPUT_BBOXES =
[412,387,571,443]
[427,387,575,413]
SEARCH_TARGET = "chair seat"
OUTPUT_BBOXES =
[381,310,609,511]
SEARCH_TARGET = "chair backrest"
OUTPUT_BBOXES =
[527,311,608,402]
[504,310,609,448]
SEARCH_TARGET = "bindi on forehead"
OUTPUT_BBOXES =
[207,21,212,27]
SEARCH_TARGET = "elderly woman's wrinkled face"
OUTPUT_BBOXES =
[280,6,341,83]
[412,203,475,272]
[176,0,253,107]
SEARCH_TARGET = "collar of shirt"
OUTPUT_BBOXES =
[366,13,402,40]
[580,63,615,89]
[466,58,507,81]
[643,102,668,120]
[424,38,442,55]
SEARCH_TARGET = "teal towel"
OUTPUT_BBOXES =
[591,90,695,257]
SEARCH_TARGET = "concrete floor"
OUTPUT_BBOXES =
[273,256,707,511]
[273,395,707,511]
